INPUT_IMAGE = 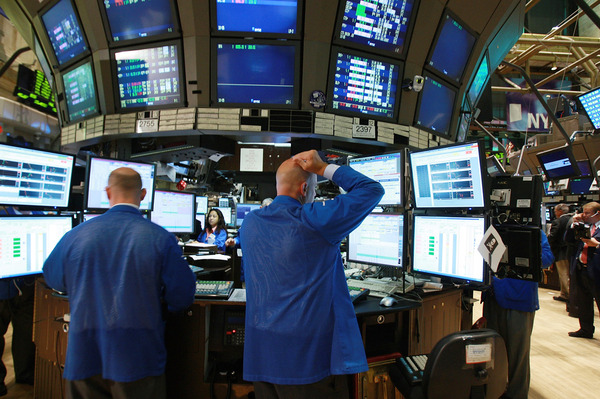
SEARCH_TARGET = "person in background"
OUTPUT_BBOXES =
[198,208,228,252]
[483,229,554,399]
[43,167,196,399]
[238,150,384,398]
[547,203,573,303]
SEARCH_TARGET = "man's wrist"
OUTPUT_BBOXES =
[323,164,340,180]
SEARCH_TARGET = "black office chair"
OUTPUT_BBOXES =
[389,328,508,399]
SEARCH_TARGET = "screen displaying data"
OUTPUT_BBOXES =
[86,157,156,211]
[577,86,600,129]
[348,213,404,268]
[114,43,182,110]
[215,206,233,226]
[41,0,88,66]
[348,152,402,205]
[62,61,98,122]
[15,65,56,115]
[151,190,195,233]
[415,74,457,137]
[330,49,400,119]
[0,144,74,208]
[570,177,594,195]
[409,141,485,209]
[101,0,178,43]
[236,203,260,227]
[536,147,580,180]
[468,54,489,107]
[337,0,416,56]
[214,0,299,36]
[0,216,72,279]
[412,215,485,282]
[196,196,208,215]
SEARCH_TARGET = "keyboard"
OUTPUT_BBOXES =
[397,354,428,385]
[348,286,370,303]
[195,280,234,299]
[347,278,414,297]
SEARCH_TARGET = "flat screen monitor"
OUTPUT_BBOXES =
[348,152,403,206]
[456,111,471,143]
[348,212,404,268]
[412,214,486,283]
[0,143,75,208]
[61,59,99,123]
[0,216,72,279]
[151,190,195,233]
[409,141,486,209]
[211,39,300,108]
[576,86,600,129]
[427,12,477,85]
[486,156,506,177]
[327,47,401,120]
[536,146,581,180]
[215,206,233,227]
[494,224,541,281]
[577,159,592,177]
[414,73,458,137]
[99,0,179,44]
[212,0,302,39]
[14,64,56,116]
[236,203,261,227]
[40,0,89,68]
[333,0,417,59]
[570,177,594,195]
[196,196,208,215]
[85,157,156,211]
[112,40,184,111]
[543,181,561,196]
[467,53,490,107]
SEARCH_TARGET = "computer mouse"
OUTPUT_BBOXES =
[379,296,398,307]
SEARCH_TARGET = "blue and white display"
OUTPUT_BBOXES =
[101,0,178,43]
[348,152,402,205]
[348,213,404,268]
[151,190,195,233]
[214,0,299,36]
[577,86,600,129]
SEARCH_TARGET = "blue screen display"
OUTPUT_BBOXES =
[577,87,600,129]
[102,0,177,42]
[215,42,298,106]
[577,160,592,177]
[215,0,298,35]
[41,0,88,66]
[337,0,415,56]
[330,50,399,119]
[570,177,594,195]
[428,14,476,84]
[537,148,579,179]
[62,61,98,122]
[468,54,489,106]
[416,75,456,136]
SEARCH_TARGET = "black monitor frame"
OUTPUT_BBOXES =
[413,70,459,138]
[59,56,101,124]
[536,145,581,180]
[150,189,196,234]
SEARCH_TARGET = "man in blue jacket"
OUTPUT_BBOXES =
[43,167,196,399]
[239,150,384,398]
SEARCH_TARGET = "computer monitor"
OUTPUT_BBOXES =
[467,53,490,107]
[215,206,234,227]
[494,224,541,282]
[486,156,506,177]
[409,141,487,209]
[151,190,195,233]
[332,0,417,59]
[236,203,261,227]
[82,213,102,222]
[40,0,89,68]
[112,40,185,111]
[195,213,205,232]
[570,177,594,195]
[348,213,404,268]
[414,73,458,137]
[196,196,208,215]
[14,65,56,116]
[576,159,592,177]
[456,108,472,143]
[61,58,99,123]
[85,157,156,211]
[0,216,72,279]
[211,0,302,39]
[348,152,403,206]
[412,214,486,283]
[98,0,179,45]
[576,86,600,129]
[211,39,301,108]
[327,47,402,121]
[543,181,561,196]
[0,143,75,209]
[536,145,581,180]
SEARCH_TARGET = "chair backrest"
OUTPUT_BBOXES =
[422,328,508,399]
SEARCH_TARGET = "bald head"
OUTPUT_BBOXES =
[276,158,316,203]
[106,167,146,207]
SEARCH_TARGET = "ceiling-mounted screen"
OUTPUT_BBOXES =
[150,190,195,233]
[576,86,600,129]
[112,41,184,111]
[40,0,89,68]
[577,159,592,177]
[61,59,99,123]
[14,65,56,116]
[333,0,417,59]
[211,39,300,108]
[99,0,179,45]
[414,73,458,137]
[0,143,74,209]
[211,0,302,39]
[427,12,477,85]
[348,152,403,206]
[348,212,405,268]
[468,53,490,107]
[570,177,594,195]
[327,47,401,120]
[536,145,581,180]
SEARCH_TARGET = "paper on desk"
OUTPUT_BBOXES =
[477,225,506,273]
[189,254,231,261]
[228,289,246,302]
[184,241,216,248]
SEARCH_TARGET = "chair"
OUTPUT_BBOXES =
[389,329,508,399]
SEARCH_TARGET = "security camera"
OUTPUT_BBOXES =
[412,75,424,92]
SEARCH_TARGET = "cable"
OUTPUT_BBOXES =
[0,46,31,79]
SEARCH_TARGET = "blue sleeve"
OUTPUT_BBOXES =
[160,236,196,312]
[42,234,69,293]
[540,230,554,268]
[215,229,228,252]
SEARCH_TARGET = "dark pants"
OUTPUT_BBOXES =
[0,282,36,386]
[253,375,349,399]
[66,374,166,399]
[572,263,600,335]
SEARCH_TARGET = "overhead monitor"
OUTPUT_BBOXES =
[99,0,179,45]
[577,159,592,177]
[543,181,561,196]
[570,177,594,195]
[333,0,417,59]
[112,40,184,111]
[467,53,490,107]
[0,144,74,209]
[211,39,300,108]
[196,195,208,215]
[211,0,302,39]
[576,86,600,129]
[414,73,458,137]
[348,212,404,268]
[327,47,402,120]
[412,214,486,283]
[85,157,156,211]
[236,203,261,227]
[0,216,72,279]
[456,111,471,143]
[40,0,89,68]
[61,59,99,123]
[409,141,486,209]
[215,206,234,227]
[14,64,56,116]
[427,12,477,85]
[536,145,581,180]
[151,190,195,233]
[348,152,403,206]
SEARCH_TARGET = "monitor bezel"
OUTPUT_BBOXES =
[150,189,196,234]
[575,86,600,130]
[110,39,187,113]
[536,145,581,180]
[467,50,490,108]
[347,150,404,206]
[59,56,101,124]
[413,71,459,138]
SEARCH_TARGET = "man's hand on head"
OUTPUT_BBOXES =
[292,150,328,176]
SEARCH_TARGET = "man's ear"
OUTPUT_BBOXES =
[140,188,147,202]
